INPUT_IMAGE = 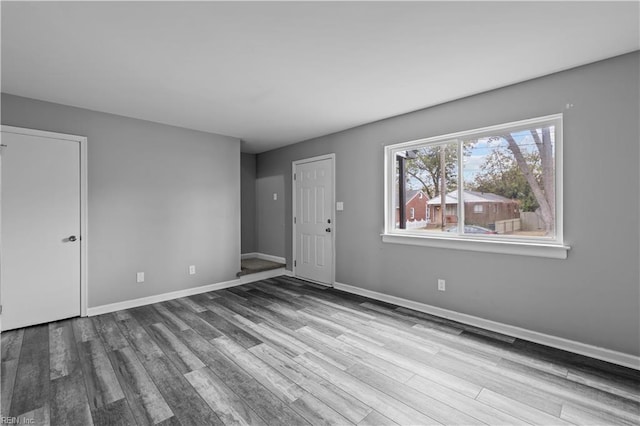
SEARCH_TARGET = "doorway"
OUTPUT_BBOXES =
[292,154,335,286]
[1,126,88,331]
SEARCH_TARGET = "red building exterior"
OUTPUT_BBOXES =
[395,189,429,224]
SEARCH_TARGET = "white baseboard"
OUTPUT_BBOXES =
[333,281,640,371]
[87,268,289,317]
[241,252,286,264]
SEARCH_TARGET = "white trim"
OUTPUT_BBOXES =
[381,233,570,259]
[80,134,89,317]
[87,268,291,316]
[0,125,89,318]
[240,252,286,264]
[292,153,336,286]
[333,281,640,370]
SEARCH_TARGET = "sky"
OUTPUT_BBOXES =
[405,126,555,190]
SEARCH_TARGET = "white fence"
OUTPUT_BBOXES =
[495,218,521,234]
[406,219,428,230]
[520,212,545,231]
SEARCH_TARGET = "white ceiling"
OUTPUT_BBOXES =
[2,1,638,153]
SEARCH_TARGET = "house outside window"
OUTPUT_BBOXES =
[383,114,568,258]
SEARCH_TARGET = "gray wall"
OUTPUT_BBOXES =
[2,94,241,308]
[241,152,257,253]
[256,52,640,356]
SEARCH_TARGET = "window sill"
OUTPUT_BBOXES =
[381,233,570,259]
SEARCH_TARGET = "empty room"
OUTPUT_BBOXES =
[1,1,639,425]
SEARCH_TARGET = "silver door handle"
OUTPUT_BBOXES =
[68,236,77,242]
[325,228,331,233]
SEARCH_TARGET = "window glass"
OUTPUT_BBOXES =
[394,142,458,232]
[387,115,561,245]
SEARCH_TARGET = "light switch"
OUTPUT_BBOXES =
[273,193,278,200]
[136,272,145,283]
[336,202,344,211]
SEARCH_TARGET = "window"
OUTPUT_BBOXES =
[383,114,568,259]
[410,207,415,220]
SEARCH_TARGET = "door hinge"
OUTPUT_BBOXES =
[294,217,296,224]
[294,173,296,180]
[0,305,3,314]
[294,260,297,267]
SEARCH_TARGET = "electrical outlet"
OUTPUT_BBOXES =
[137,272,145,283]
[438,279,446,291]
[189,265,196,275]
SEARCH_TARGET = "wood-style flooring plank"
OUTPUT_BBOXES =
[170,303,223,340]
[566,369,640,402]
[297,326,412,381]
[4,275,639,426]
[561,403,638,426]
[198,309,263,349]
[185,366,267,426]
[128,305,166,327]
[295,352,441,425]
[210,335,304,403]
[49,320,80,380]
[90,398,137,426]
[146,322,205,374]
[396,306,516,343]
[106,347,173,425]
[1,328,24,361]
[290,392,354,426]
[476,388,573,425]
[346,362,484,425]
[177,328,255,385]
[9,324,50,418]
[72,317,99,342]
[18,403,50,426]
[1,328,24,416]
[249,343,372,424]
[77,339,125,410]
[50,373,94,426]
[427,351,563,416]
[357,410,399,426]
[1,359,19,417]
[92,313,129,351]
[142,355,224,426]
[405,374,530,425]
[176,296,207,313]
[116,316,164,361]
[207,295,265,324]
[153,302,190,333]
[495,357,640,422]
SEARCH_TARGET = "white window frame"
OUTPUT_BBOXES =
[473,204,484,213]
[382,114,570,259]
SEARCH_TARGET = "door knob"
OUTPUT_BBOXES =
[325,228,331,233]
[68,236,77,242]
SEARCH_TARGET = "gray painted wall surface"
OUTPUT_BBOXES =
[256,52,640,356]
[2,94,241,308]
[241,152,256,253]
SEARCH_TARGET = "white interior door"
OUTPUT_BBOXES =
[1,129,82,330]
[294,156,334,285]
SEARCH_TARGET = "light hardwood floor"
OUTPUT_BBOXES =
[1,276,639,425]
